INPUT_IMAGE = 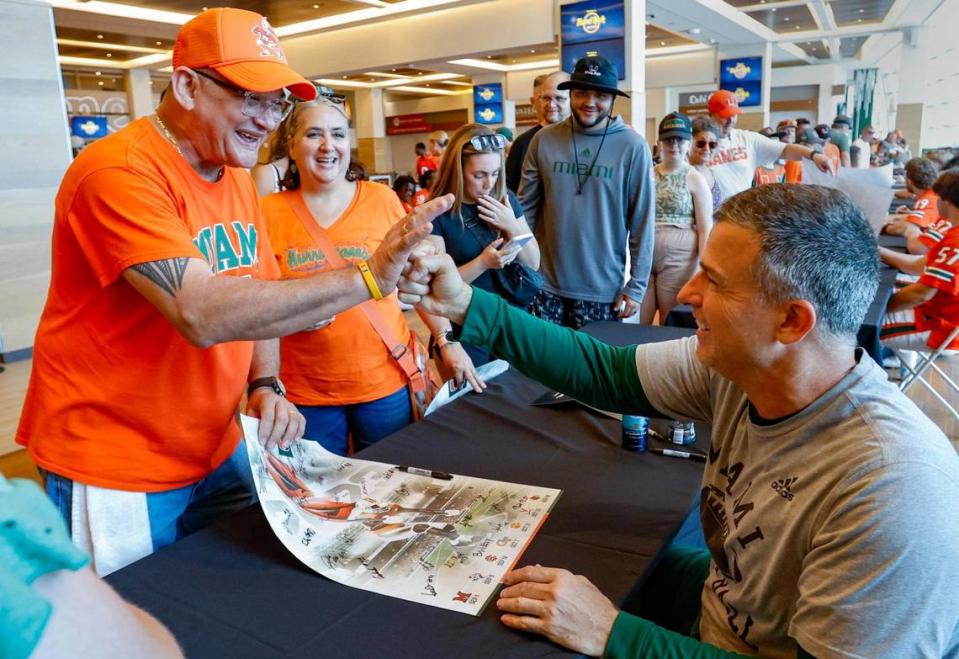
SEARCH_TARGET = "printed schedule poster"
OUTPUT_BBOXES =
[242,415,561,615]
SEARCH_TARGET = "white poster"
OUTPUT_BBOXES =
[241,415,561,615]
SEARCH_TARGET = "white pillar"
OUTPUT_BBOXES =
[624,0,646,133]
[0,0,72,355]
[761,42,772,128]
[353,87,390,173]
[896,26,929,151]
[125,68,154,119]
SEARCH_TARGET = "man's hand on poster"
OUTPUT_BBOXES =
[496,565,619,656]
[247,388,305,450]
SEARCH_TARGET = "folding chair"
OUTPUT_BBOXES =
[896,324,959,421]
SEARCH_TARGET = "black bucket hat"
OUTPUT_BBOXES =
[558,55,629,98]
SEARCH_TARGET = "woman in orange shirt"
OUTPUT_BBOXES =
[261,91,483,455]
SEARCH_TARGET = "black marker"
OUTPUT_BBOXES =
[396,466,454,480]
[649,447,706,463]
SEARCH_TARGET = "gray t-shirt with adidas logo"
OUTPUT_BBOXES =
[636,336,959,658]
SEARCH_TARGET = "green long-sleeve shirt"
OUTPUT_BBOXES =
[458,288,808,659]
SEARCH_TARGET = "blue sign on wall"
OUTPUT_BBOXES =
[561,1,625,45]
[721,81,762,108]
[70,115,108,138]
[562,38,626,82]
[475,104,504,125]
[719,57,763,84]
[473,83,503,105]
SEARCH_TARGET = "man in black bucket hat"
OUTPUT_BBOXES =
[518,55,655,329]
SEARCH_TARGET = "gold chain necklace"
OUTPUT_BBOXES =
[153,112,183,157]
[152,112,224,181]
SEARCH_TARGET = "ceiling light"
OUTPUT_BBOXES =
[149,80,154,84]
[275,0,464,37]
[391,68,397,72]
[660,41,666,45]
[857,18,862,22]
[97,34,103,39]
[202,6,208,10]
[795,25,800,29]
[57,38,166,54]
[859,8,864,12]
[97,80,104,85]
[530,49,535,53]
[156,41,162,45]
[448,58,561,72]
[771,7,776,11]
[106,53,112,58]
[784,17,790,21]
[313,4,319,7]
[95,71,101,75]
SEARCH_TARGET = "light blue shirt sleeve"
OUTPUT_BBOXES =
[0,476,89,659]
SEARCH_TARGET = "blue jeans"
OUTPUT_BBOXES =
[298,385,413,456]
[42,440,256,552]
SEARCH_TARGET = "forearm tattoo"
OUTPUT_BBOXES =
[131,258,190,297]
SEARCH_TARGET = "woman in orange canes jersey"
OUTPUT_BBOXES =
[261,90,484,455]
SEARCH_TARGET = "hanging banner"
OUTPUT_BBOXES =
[473,83,504,125]
[719,56,763,107]
[560,1,626,81]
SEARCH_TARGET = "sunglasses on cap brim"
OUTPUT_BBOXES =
[313,85,346,104]
[468,134,507,151]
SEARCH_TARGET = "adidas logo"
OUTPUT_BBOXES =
[579,148,592,158]
[771,477,798,501]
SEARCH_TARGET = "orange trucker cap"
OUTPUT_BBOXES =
[707,90,743,119]
[173,8,317,101]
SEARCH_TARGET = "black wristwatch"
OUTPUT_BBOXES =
[248,376,286,398]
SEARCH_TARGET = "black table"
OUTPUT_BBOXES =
[107,324,704,658]
[665,267,898,364]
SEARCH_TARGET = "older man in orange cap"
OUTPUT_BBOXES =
[706,90,830,199]
[17,8,451,574]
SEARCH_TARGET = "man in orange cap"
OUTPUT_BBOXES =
[17,8,452,574]
[706,90,830,199]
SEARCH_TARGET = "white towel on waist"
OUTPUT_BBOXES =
[71,482,153,577]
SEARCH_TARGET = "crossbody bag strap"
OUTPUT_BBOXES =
[285,191,424,386]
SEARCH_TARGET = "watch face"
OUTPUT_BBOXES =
[274,379,287,397]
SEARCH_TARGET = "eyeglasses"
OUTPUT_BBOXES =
[193,69,294,123]
[468,134,507,151]
[695,140,718,149]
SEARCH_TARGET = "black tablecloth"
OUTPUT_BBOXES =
[107,324,702,659]
[665,267,897,364]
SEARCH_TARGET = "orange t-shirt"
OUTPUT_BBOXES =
[412,188,431,206]
[415,155,437,178]
[784,159,802,183]
[906,189,942,229]
[16,118,280,492]
[261,183,410,406]
[754,164,785,186]
[823,142,841,175]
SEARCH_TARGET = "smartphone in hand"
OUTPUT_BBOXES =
[502,232,534,254]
